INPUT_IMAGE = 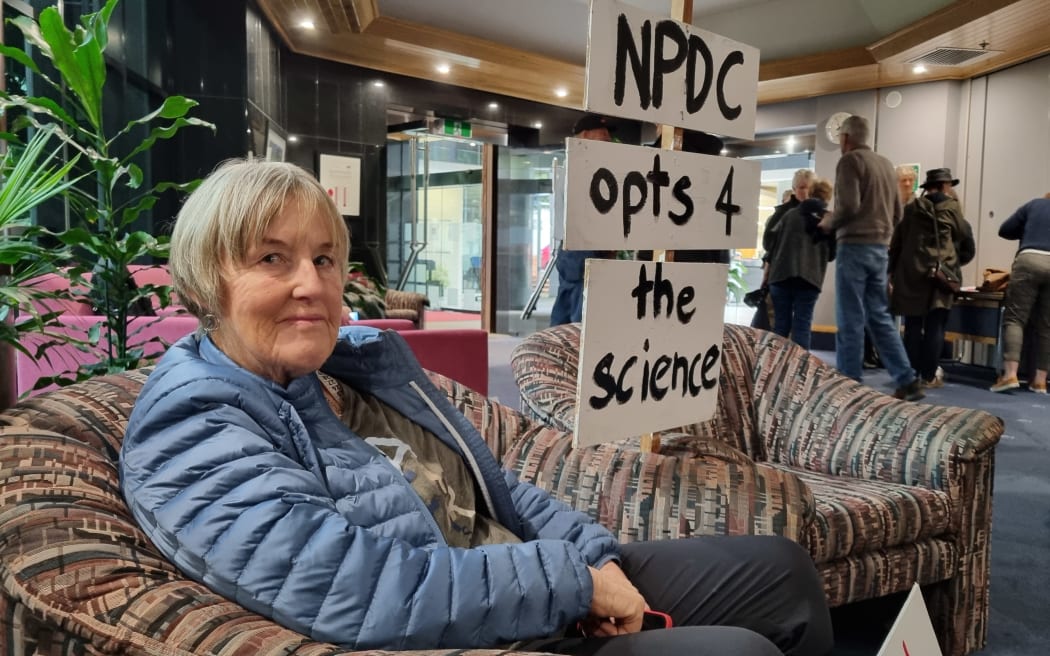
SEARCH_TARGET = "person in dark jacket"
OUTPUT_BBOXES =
[765,178,835,349]
[753,169,814,331]
[990,192,1050,393]
[889,168,975,387]
[120,160,832,656]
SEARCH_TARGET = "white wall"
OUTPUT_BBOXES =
[975,55,1050,275]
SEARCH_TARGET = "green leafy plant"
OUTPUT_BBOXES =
[344,262,388,320]
[0,126,83,356]
[727,255,747,302]
[0,0,215,378]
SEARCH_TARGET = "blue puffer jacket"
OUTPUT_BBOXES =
[121,326,619,650]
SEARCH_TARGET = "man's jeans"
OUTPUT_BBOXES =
[835,243,916,386]
[770,279,821,350]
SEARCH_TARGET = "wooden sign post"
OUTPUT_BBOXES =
[568,0,760,450]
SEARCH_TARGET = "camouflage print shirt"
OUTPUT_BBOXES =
[339,382,521,548]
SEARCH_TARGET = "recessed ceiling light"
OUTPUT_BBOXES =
[298,19,315,30]
[436,63,451,74]
[533,122,543,129]
[289,135,299,143]
[554,87,568,98]
[913,64,927,74]
[372,80,385,88]
[720,148,728,155]
[488,102,499,110]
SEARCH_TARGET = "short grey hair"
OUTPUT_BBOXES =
[791,169,815,191]
[840,115,870,146]
[169,159,350,321]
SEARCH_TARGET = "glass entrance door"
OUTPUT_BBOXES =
[386,133,483,314]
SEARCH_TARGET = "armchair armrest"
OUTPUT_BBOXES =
[754,340,1003,490]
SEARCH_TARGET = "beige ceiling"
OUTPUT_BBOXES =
[257,0,1050,108]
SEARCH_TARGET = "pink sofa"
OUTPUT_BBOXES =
[17,268,489,397]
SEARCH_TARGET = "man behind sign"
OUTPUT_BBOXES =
[820,115,924,401]
[551,114,614,326]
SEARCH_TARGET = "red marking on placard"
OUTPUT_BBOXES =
[902,641,910,656]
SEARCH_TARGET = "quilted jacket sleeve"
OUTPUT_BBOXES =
[121,378,594,651]
[503,470,620,568]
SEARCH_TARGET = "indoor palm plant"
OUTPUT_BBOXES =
[0,126,83,407]
[0,0,214,379]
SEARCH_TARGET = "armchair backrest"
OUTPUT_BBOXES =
[511,323,767,459]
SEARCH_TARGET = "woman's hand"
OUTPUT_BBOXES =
[585,564,646,636]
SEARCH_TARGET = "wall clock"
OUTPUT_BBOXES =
[824,111,852,145]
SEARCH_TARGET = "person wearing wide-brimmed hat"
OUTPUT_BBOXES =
[991,191,1050,393]
[889,167,975,387]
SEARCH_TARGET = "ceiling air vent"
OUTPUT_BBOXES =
[907,47,1000,67]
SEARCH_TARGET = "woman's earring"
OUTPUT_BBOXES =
[201,313,219,334]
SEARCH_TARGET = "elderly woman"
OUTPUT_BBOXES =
[889,168,974,388]
[764,178,835,350]
[120,160,831,656]
[755,169,815,330]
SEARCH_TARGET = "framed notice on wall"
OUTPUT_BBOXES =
[265,124,286,162]
[318,153,362,216]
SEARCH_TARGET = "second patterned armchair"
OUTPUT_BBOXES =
[511,323,1003,656]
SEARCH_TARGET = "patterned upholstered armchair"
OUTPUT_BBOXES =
[385,289,429,328]
[511,323,1003,656]
[0,363,808,654]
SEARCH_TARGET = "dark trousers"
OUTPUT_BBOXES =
[903,308,949,381]
[519,536,833,656]
[770,278,821,350]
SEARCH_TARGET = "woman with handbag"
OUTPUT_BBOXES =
[991,192,1050,393]
[889,168,975,387]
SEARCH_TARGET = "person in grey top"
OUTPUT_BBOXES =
[819,115,923,401]
[990,192,1050,393]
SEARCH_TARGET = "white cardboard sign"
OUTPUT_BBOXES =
[574,259,725,448]
[876,584,943,656]
[563,137,760,250]
[584,0,759,139]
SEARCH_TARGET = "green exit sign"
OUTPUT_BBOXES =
[441,120,472,138]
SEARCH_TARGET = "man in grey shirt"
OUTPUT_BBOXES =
[820,115,924,401]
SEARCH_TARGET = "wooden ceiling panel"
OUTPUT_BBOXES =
[287,14,586,107]
[258,0,1050,109]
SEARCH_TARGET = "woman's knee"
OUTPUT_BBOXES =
[764,536,817,577]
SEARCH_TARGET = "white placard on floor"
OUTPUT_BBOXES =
[876,584,943,656]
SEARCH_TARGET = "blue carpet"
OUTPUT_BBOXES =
[490,337,1049,655]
